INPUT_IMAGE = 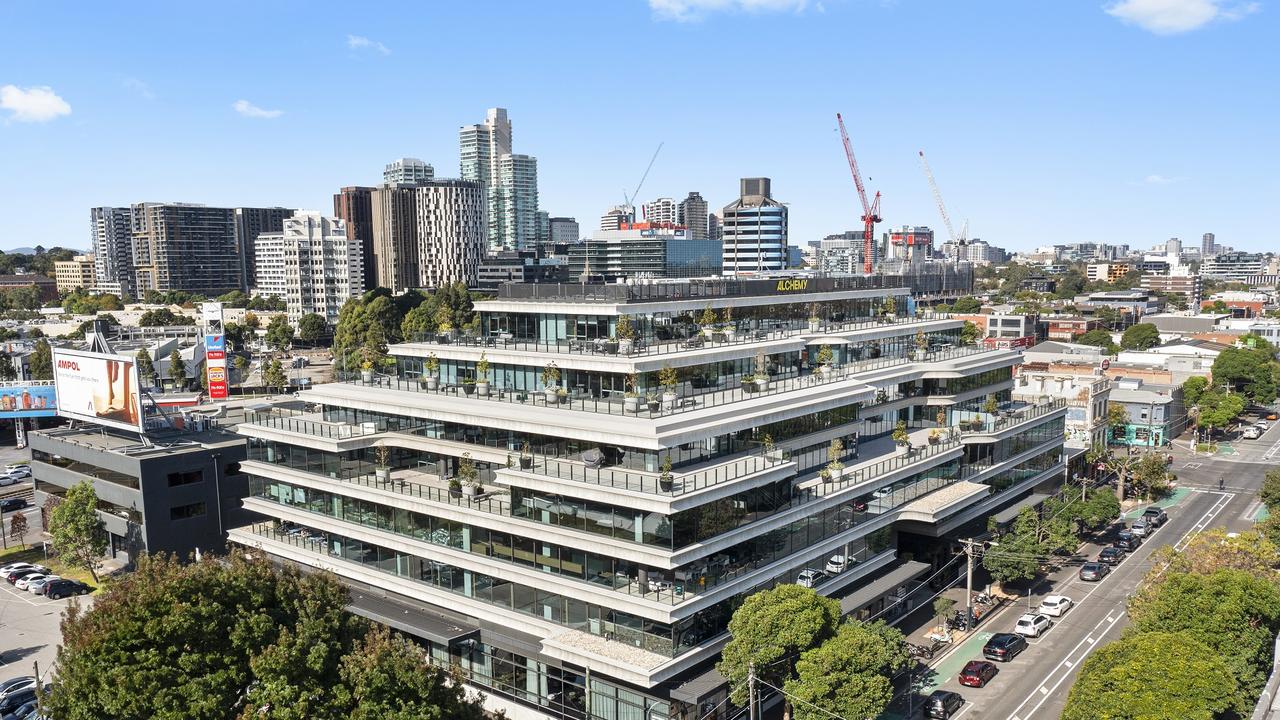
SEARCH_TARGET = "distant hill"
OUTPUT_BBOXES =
[1,246,88,255]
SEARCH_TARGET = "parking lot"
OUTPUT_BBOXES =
[0,551,92,683]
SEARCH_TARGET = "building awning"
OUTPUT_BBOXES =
[990,492,1051,526]
[839,561,930,615]
[347,587,479,646]
[670,667,727,704]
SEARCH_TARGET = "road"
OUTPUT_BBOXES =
[918,441,1273,720]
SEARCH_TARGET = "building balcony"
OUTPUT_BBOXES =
[953,397,1069,439]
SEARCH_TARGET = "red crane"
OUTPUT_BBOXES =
[836,112,881,274]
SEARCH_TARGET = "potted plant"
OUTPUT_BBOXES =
[658,456,674,491]
[360,359,374,384]
[892,420,910,448]
[825,438,845,481]
[762,433,778,459]
[722,306,736,342]
[435,307,455,341]
[882,296,897,320]
[424,353,440,390]
[459,453,481,497]
[699,306,718,338]
[519,441,533,470]
[623,373,640,413]
[374,445,391,482]
[914,328,929,356]
[462,378,476,395]
[616,314,636,354]
[808,304,821,332]
[816,344,834,375]
[936,408,947,427]
[475,353,491,397]
[875,388,889,404]
[983,393,1000,415]
[556,387,568,404]
[753,349,769,391]
[646,391,660,413]
[448,477,462,497]
[659,364,679,410]
[928,428,942,445]
[542,362,560,402]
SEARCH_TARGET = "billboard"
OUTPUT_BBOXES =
[203,302,228,400]
[52,349,144,432]
[0,381,57,419]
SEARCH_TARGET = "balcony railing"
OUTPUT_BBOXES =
[953,397,1068,435]
[342,344,999,421]
[404,312,954,359]
[514,447,793,496]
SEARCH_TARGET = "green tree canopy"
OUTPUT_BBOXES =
[951,296,982,313]
[48,481,107,582]
[959,320,982,347]
[135,348,155,382]
[29,338,52,380]
[265,315,295,352]
[784,621,908,720]
[718,584,841,711]
[983,507,1047,583]
[265,358,287,392]
[1261,468,1280,513]
[1078,328,1119,354]
[1120,322,1161,350]
[296,313,326,344]
[0,354,15,382]
[1195,387,1245,434]
[168,348,187,388]
[139,308,194,327]
[1212,345,1278,403]
[339,626,488,720]
[1062,631,1235,720]
[1129,454,1174,500]
[216,289,250,308]
[1181,376,1210,407]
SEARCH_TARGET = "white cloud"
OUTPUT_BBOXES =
[232,99,283,119]
[122,77,155,100]
[649,0,808,22]
[1104,0,1260,34]
[346,34,391,55]
[1142,174,1181,184]
[0,85,71,123]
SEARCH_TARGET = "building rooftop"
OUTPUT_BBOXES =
[36,425,243,458]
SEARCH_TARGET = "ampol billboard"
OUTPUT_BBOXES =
[52,348,144,432]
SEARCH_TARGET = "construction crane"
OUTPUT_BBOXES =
[835,113,881,274]
[918,149,966,245]
[622,142,664,222]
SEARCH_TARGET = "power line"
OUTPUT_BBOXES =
[756,678,850,720]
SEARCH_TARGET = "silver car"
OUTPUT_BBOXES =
[1131,519,1150,537]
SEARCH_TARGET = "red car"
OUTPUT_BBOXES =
[958,660,998,688]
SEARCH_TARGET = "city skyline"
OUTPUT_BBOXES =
[2,1,1276,255]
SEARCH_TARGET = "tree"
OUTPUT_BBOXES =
[1129,454,1174,500]
[0,354,15,381]
[1120,322,1160,350]
[718,584,841,713]
[784,621,908,720]
[1145,528,1280,581]
[1195,387,1245,438]
[1077,328,1118,354]
[296,313,326,344]
[224,322,249,351]
[265,315,295,352]
[8,510,27,548]
[265,358,287,393]
[1093,306,1122,330]
[959,320,982,347]
[138,308,194,327]
[168,348,187,389]
[1128,570,1280,714]
[244,311,261,329]
[29,338,52,380]
[1181,376,1210,408]
[339,626,488,720]
[135,348,155,385]
[1062,632,1235,720]
[951,296,982,313]
[234,355,251,386]
[1212,345,1278,403]
[1106,404,1130,436]
[1077,486,1121,530]
[1261,468,1280,513]
[216,289,250,307]
[1167,293,1189,311]
[48,481,107,582]
[400,300,438,341]
[982,507,1046,584]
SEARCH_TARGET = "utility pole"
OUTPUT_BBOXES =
[748,663,758,720]
[958,538,982,627]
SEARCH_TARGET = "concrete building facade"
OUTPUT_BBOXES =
[131,203,241,296]
[54,254,96,293]
[641,197,677,226]
[255,212,364,326]
[721,178,787,275]
[384,157,435,185]
[234,207,294,291]
[90,206,134,297]
[548,216,580,244]
[676,192,709,240]
[333,186,375,292]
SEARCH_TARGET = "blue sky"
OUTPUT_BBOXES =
[1,0,1276,255]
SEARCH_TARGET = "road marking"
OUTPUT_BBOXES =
[1265,440,1280,460]
[1038,687,1048,695]
[1183,462,1202,469]
[1063,660,1073,668]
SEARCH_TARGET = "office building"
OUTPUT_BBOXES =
[888,226,935,263]
[1200,252,1267,282]
[817,230,877,274]
[32,423,251,564]
[549,216,580,244]
[229,276,1066,719]
[722,177,787,275]
[534,210,551,244]
[371,184,422,294]
[234,207,293,291]
[599,206,631,232]
[1140,272,1203,308]
[334,186,375,291]
[255,212,363,326]
[54,254,96,293]
[641,197,678,226]
[677,192,709,240]
[461,108,538,252]
[384,157,435,185]
[567,225,722,280]
[90,206,134,298]
[415,180,487,290]
[131,203,241,296]
[1164,237,1182,257]
[1201,232,1217,258]
[707,212,722,241]
[475,248,570,292]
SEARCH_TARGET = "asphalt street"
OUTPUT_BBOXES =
[917,428,1276,720]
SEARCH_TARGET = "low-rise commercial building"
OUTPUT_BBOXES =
[54,254,96,293]
[1015,363,1111,449]
[1107,378,1185,447]
[569,225,722,280]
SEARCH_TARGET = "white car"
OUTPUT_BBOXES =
[15,573,50,591]
[27,575,60,594]
[1038,595,1073,617]
[1256,420,1271,431]
[1014,613,1052,638]
[5,466,30,479]
[1244,426,1263,440]
[825,555,848,574]
[0,562,44,576]
[796,569,827,588]
[0,475,16,487]
[4,463,29,474]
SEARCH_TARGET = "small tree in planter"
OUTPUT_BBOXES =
[892,420,911,447]
[542,362,560,401]
[659,364,679,410]
[475,353,491,397]
[459,452,481,497]
[883,296,897,320]
[722,306,736,341]
[435,306,455,339]
[936,408,947,427]
[983,394,1000,415]
[808,304,821,332]
[616,314,636,354]
[753,349,769,390]
[423,353,440,390]
[646,391,660,413]
[875,388,889,404]
[659,456,674,491]
[519,441,533,470]
[374,445,392,482]
[816,344,834,374]
[914,328,929,356]
[624,373,640,413]
[928,428,943,445]
[824,438,845,482]
[699,306,718,337]
[762,433,777,459]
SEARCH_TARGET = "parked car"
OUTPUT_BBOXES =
[1131,519,1150,538]
[5,567,48,584]
[824,555,849,574]
[1244,426,1263,440]
[1014,613,1052,638]
[43,578,92,599]
[1114,530,1142,550]
[0,563,41,577]
[26,575,59,594]
[1141,506,1168,527]
[0,475,17,487]
[1080,562,1110,582]
[0,688,38,717]
[0,678,34,702]
[925,690,965,719]
[795,569,827,588]
[1038,595,1073,617]
[1098,546,1126,565]
[1268,413,1278,421]
[4,466,30,479]
[3,463,27,474]
[0,498,27,513]
[982,633,1027,662]
[14,573,50,591]
[958,660,999,687]
[1256,420,1271,431]
[2,699,39,720]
